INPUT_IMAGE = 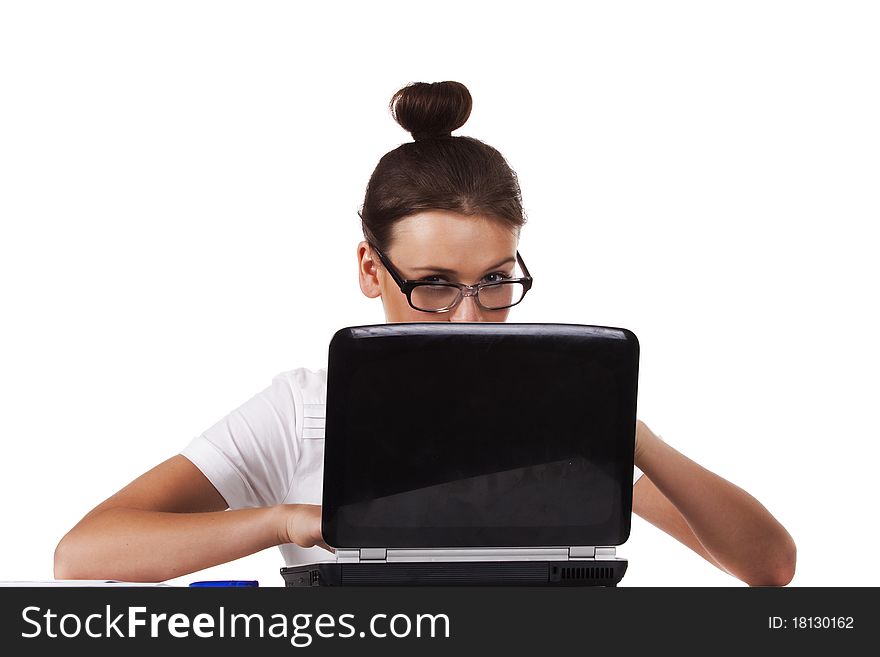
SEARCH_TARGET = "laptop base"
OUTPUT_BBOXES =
[281,560,627,587]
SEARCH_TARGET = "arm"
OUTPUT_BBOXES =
[632,420,797,586]
[54,455,327,583]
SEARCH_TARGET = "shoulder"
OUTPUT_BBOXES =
[273,366,327,385]
[271,366,327,407]
[273,366,327,389]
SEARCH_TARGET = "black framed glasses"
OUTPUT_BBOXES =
[371,244,533,313]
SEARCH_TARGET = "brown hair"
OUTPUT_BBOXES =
[359,81,527,252]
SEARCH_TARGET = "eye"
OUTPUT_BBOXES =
[483,271,512,283]
[419,275,449,283]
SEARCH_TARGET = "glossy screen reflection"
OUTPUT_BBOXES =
[343,456,618,528]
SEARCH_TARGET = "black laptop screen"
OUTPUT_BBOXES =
[321,323,639,548]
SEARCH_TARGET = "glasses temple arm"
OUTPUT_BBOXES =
[516,251,532,279]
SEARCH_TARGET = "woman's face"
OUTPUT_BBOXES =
[357,211,520,323]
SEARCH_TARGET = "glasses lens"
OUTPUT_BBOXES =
[478,281,526,310]
[411,284,461,311]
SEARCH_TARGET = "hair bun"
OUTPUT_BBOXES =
[390,81,473,141]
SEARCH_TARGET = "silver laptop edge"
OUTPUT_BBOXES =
[336,546,620,563]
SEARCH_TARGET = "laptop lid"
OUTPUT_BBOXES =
[321,322,640,550]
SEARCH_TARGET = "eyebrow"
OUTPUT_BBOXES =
[408,257,516,276]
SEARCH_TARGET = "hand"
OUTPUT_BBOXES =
[281,504,334,553]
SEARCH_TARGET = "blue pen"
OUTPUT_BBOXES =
[189,580,259,587]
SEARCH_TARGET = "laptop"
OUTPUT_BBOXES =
[281,322,640,587]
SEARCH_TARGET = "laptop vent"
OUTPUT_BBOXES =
[556,565,614,581]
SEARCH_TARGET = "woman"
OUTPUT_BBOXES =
[54,81,796,586]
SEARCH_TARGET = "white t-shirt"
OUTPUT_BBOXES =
[181,367,647,567]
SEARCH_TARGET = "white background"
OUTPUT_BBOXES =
[1,1,877,587]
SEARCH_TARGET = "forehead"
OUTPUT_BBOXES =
[388,211,518,271]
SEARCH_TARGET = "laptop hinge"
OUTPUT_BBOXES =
[334,548,387,563]
[569,546,595,558]
[569,546,616,559]
[359,548,387,562]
